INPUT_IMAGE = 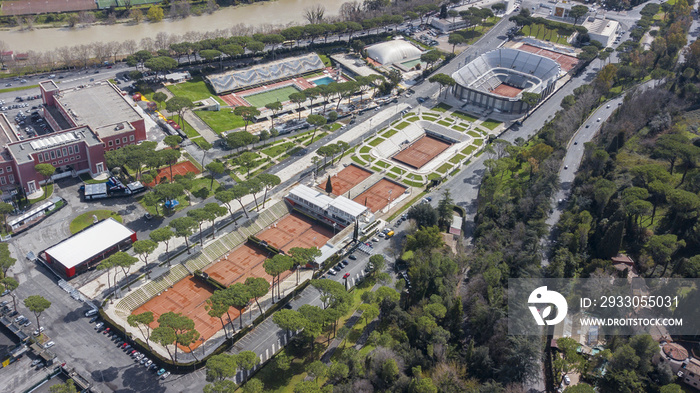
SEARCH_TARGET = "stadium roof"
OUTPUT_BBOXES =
[452,48,560,96]
[329,196,368,218]
[207,53,325,94]
[366,40,423,65]
[45,218,135,269]
[289,184,334,211]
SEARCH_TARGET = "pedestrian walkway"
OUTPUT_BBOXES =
[184,110,219,143]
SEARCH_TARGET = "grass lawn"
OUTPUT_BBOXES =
[0,84,38,94]
[79,173,108,184]
[386,172,398,179]
[351,155,367,166]
[453,111,477,122]
[437,120,452,127]
[375,160,391,168]
[390,166,405,175]
[70,210,123,234]
[328,122,342,132]
[368,137,385,147]
[474,139,484,146]
[453,125,466,131]
[382,129,398,138]
[467,130,481,138]
[166,77,225,104]
[481,119,502,130]
[372,166,383,172]
[395,122,410,130]
[521,24,571,45]
[138,193,190,216]
[422,116,438,121]
[243,85,300,108]
[190,137,210,149]
[449,154,466,164]
[462,145,477,155]
[262,142,296,158]
[189,176,220,198]
[406,116,419,122]
[359,146,371,154]
[28,184,54,204]
[432,103,452,112]
[194,110,245,134]
[437,162,453,174]
[171,115,200,138]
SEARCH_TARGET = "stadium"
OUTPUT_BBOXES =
[451,48,561,115]
[207,53,344,108]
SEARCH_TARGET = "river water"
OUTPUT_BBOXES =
[0,0,345,53]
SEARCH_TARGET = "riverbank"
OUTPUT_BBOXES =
[0,0,346,52]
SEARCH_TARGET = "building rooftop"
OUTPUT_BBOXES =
[39,80,59,92]
[663,343,689,361]
[7,127,102,164]
[0,113,19,146]
[55,82,141,138]
[582,17,618,36]
[366,40,423,65]
[44,217,135,269]
[289,184,335,210]
[686,358,700,375]
[329,195,369,218]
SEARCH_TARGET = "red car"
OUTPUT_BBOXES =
[122,343,129,348]
[103,328,110,334]
[343,273,350,279]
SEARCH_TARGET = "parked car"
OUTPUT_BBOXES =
[157,368,166,376]
[145,360,153,368]
[102,327,111,334]
[32,327,44,336]
[341,260,349,266]
[89,316,99,323]
[31,359,41,367]
[44,341,55,349]
[94,322,104,330]
[14,315,25,323]
[348,255,357,260]
[343,273,350,279]
[161,371,170,380]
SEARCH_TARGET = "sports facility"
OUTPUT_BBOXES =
[320,164,373,196]
[353,179,408,213]
[204,244,270,287]
[133,276,232,351]
[143,160,200,187]
[518,44,579,72]
[392,135,452,169]
[1,0,95,14]
[451,48,561,114]
[257,212,334,252]
[242,85,301,108]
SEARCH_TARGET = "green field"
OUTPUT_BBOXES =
[453,111,478,122]
[432,103,453,112]
[521,24,571,45]
[194,110,245,134]
[70,210,123,234]
[166,77,225,104]
[481,119,502,130]
[170,115,200,138]
[243,85,300,108]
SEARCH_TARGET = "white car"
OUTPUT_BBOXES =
[564,375,571,385]
[44,341,55,349]
[33,327,45,336]
[161,371,170,380]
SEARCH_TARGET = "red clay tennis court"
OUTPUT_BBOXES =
[144,160,201,187]
[258,212,334,252]
[204,244,270,287]
[353,179,407,213]
[319,164,372,196]
[392,135,451,169]
[133,276,234,352]
[519,44,579,72]
[492,84,523,98]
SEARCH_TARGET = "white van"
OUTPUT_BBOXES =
[85,309,98,317]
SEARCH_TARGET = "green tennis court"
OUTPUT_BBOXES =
[243,85,300,108]
[96,0,161,8]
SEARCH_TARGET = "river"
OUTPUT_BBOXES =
[0,0,345,53]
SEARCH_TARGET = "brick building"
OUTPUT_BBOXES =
[0,81,147,196]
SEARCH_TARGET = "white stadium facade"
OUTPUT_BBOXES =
[451,48,561,115]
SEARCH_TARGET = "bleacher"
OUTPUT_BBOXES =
[114,201,291,315]
[207,54,325,94]
[452,48,561,96]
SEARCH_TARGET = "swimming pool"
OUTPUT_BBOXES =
[312,76,335,85]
